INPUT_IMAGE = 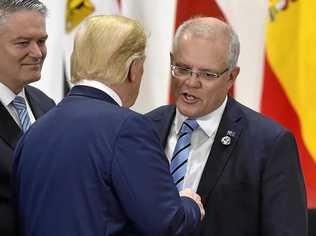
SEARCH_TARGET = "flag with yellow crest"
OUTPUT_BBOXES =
[261,0,316,207]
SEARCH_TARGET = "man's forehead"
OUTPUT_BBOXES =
[178,33,229,52]
[15,9,43,17]
[0,15,46,41]
[182,28,229,43]
[1,10,45,29]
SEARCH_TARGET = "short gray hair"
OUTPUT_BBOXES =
[227,29,240,69]
[173,17,240,70]
[0,0,47,24]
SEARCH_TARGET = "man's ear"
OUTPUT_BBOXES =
[229,66,240,82]
[226,66,239,91]
[126,62,133,83]
[170,52,174,64]
[127,60,137,83]
[127,59,144,83]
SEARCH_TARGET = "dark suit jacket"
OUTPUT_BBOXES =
[0,85,55,236]
[146,96,307,236]
[12,85,201,236]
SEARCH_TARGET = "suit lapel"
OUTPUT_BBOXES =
[197,97,243,205]
[0,86,51,149]
[25,87,46,119]
[150,106,176,147]
[0,102,21,149]
[150,100,244,206]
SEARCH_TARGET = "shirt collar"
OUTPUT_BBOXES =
[175,96,228,137]
[75,79,123,106]
[0,82,27,106]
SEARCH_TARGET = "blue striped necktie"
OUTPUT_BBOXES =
[12,96,32,132]
[170,118,198,191]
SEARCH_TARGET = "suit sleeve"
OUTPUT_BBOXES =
[261,130,307,236]
[11,132,28,234]
[111,114,201,236]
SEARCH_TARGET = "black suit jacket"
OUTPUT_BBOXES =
[146,96,307,236]
[0,85,55,236]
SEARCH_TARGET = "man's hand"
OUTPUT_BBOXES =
[180,188,205,221]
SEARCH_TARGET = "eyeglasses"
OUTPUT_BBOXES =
[170,64,229,80]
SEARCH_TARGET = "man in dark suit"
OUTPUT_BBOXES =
[0,1,55,235]
[12,15,204,236]
[146,17,307,236]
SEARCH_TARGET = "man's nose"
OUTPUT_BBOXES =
[184,71,201,87]
[28,42,43,59]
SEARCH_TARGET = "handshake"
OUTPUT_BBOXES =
[180,188,205,220]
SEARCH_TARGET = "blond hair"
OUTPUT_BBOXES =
[71,15,146,84]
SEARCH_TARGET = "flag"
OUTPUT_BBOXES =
[65,0,95,33]
[261,0,316,207]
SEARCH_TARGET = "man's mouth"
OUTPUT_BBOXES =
[22,63,41,66]
[182,92,198,103]
[22,63,42,69]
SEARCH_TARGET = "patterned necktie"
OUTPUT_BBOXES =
[170,118,199,191]
[12,96,32,132]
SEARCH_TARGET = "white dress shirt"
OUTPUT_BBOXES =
[0,82,36,128]
[75,79,123,106]
[165,96,227,192]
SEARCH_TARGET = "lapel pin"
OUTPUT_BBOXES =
[227,130,235,137]
[221,135,231,146]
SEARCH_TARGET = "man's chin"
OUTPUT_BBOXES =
[177,103,199,118]
[23,75,42,84]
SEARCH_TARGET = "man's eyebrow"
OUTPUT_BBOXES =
[199,68,218,72]
[174,62,191,68]
[174,63,218,72]
[14,35,48,41]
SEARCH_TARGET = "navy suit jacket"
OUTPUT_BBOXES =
[12,85,201,236]
[0,85,55,236]
[146,96,307,236]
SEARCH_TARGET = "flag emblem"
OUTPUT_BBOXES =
[66,0,95,33]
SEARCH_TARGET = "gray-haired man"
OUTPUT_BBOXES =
[0,1,55,234]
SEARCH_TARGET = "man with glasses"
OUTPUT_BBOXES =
[146,17,307,236]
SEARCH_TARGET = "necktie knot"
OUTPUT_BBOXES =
[180,118,199,135]
[12,96,27,111]
[12,96,31,132]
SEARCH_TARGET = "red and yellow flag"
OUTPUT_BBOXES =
[261,0,316,207]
